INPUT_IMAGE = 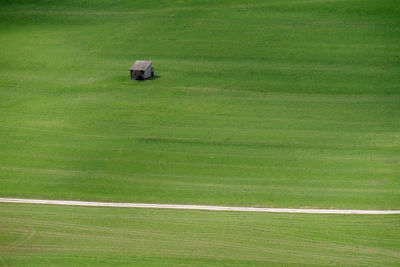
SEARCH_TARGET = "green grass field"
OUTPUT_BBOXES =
[1,203,399,266]
[1,0,400,265]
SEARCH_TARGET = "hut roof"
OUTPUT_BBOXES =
[130,60,152,71]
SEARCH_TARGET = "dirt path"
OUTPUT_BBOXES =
[0,198,399,214]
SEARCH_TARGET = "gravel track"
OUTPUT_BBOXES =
[1,198,399,214]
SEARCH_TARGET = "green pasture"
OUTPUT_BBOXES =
[1,0,400,265]
[1,203,399,266]
[1,0,399,209]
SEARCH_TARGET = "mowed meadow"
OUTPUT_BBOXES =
[1,0,399,209]
[0,0,400,265]
[1,203,400,266]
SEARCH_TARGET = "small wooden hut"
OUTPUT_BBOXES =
[130,60,154,80]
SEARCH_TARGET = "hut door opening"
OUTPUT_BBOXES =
[133,70,143,80]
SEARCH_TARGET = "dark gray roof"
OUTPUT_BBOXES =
[130,60,152,71]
